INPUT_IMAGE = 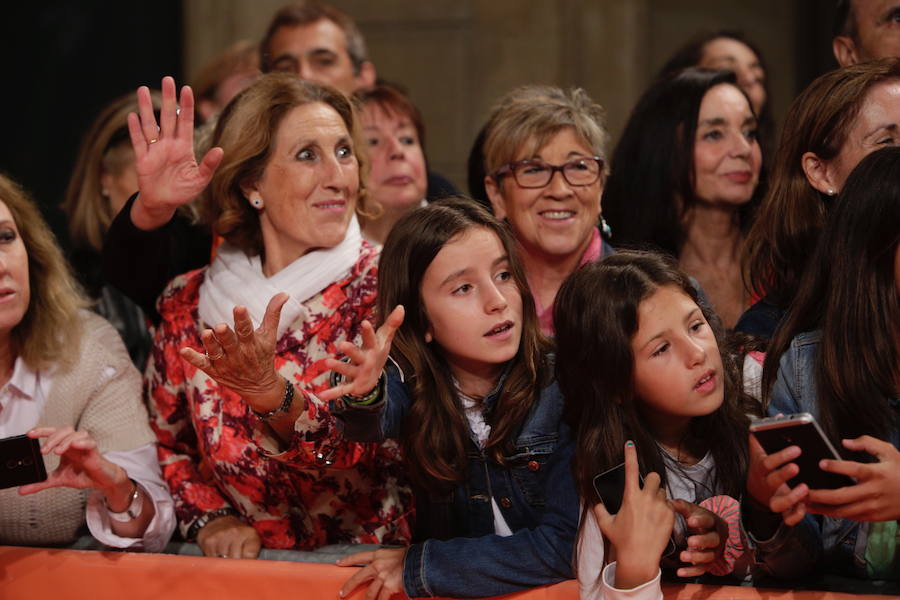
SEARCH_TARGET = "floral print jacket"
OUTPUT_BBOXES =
[146,243,413,549]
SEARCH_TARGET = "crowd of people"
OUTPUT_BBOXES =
[0,1,897,598]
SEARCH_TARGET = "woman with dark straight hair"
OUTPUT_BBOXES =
[602,68,762,328]
[746,146,900,579]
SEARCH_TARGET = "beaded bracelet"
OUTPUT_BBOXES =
[251,377,295,421]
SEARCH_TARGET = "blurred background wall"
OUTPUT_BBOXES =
[3,0,838,243]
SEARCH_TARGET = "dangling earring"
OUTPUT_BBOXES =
[600,215,612,239]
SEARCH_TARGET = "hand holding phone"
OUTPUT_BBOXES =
[591,441,674,590]
[750,413,855,490]
[0,434,48,490]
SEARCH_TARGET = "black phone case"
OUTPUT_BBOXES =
[752,423,854,490]
[592,463,628,514]
[0,435,48,490]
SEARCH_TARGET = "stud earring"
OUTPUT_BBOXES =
[827,189,835,196]
[250,194,264,209]
[600,215,613,239]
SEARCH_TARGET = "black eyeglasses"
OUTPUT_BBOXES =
[493,157,604,188]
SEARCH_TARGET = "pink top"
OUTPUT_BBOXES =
[533,227,604,336]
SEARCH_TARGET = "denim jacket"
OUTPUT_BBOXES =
[333,361,578,598]
[756,330,900,578]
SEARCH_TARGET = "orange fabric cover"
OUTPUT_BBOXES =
[0,546,891,600]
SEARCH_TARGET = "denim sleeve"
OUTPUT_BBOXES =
[401,435,578,598]
[747,342,823,579]
[331,363,410,441]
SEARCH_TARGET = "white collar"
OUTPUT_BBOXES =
[198,215,363,339]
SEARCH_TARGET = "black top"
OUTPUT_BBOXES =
[102,193,212,324]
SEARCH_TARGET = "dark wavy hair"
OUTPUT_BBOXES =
[602,68,758,257]
[763,146,900,452]
[554,250,757,505]
[377,197,552,492]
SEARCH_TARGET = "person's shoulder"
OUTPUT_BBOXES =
[157,267,207,318]
[790,330,822,348]
[70,310,133,374]
[356,240,381,271]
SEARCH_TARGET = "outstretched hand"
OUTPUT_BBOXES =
[319,305,404,402]
[595,441,673,590]
[806,435,900,521]
[181,293,289,415]
[127,75,224,230]
[19,427,126,496]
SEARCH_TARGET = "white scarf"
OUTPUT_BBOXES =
[198,215,363,339]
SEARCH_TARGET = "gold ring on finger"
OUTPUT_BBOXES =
[148,138,159,144]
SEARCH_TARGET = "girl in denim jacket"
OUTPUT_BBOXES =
[746,146,900,580]
[323,199,670,599]
[554,251,760,598]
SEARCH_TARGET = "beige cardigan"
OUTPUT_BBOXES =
[0,311,155,546]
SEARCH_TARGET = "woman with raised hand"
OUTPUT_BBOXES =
[0,174,174,551]
[135,74,411,558]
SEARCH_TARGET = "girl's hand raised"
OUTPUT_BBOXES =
[126,76,224,230]
[319,305,404,402]
[805,435,900,521]
[595,441,673,590]
[670,499,728,577]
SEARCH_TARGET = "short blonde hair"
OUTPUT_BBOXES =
[63,91,162,253]
[0,174,87,370]
[482,85,609,178]
[205,73,369,256]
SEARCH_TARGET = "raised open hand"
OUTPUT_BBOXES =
[181,293,289,415]
[319,305,404,402]
[127,76,224,230]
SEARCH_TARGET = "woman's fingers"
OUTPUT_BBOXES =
[622,441,639,496]
[819,457,867,479]
[198,147,225,180]
[766,461,799,490]
[176,84,195,140]
[180,347,212,371]
[127,112,148,162]
[377,305,405,348]
[39,426,76,454]
[842,435,893,460]
[260,293,289,339]
[360,320,378,352]
[214,323,240,356]
[761,443,802,472]
[136,85,159,143]
[159,76,178,140]
[782,501,807,526]
[241,533,262,559]
[365,577,384,600]
[771,482,808,513]
[200,329,225,361]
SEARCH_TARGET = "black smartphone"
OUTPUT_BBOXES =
[750,412,855,490]
[592,462,630,514]
[0,434,48,490]
[592,462,676,557]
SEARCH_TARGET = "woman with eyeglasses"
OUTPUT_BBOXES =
[601,68,762,329]
[483,85,612,336]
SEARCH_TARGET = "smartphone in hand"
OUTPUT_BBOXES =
[750,412,855,490]
[0,434,47,490]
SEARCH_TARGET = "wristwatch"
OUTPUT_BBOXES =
[105,479,143,522]
[187,507,241,541]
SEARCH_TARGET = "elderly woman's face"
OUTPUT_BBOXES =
[362,103,427,213]
[487,127,602,262]
[825,79,900,192]
[0,200,29,340]
[248,102,359,269]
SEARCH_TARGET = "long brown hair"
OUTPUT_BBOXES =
[554,251,757,505]
[744,58,900,308]
[0,174,88,370]
[377,197,552,492]
[763,147,900,451]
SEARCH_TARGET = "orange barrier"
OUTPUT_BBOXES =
[0,546,893,600]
